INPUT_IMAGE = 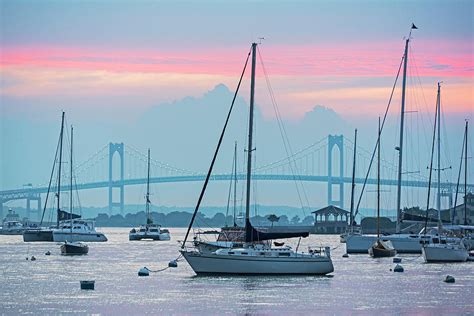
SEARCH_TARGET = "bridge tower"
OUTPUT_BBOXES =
[108,143,125,214]
[26,193,42,221]
[327,135,344,209]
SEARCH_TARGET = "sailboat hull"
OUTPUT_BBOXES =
[180,250,334,275]
[23,229,54,242]
[422,244,468,263]
[346,234,439,254]
[53,231,107,242]
[60,242,89,255]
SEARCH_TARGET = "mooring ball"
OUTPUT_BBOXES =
[45,251,51,256]
[444,275,455,283]
[138,267,150,276]
[31,256,36,261]
[168,260,178,268]
[393,264,404,272]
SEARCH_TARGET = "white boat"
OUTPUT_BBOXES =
[180,43,334,275]
[182,244,333,275]
[0,220,25,235]
[129,224,170,241]
[55,123,106,244]
[53,219,107,242]
[422,238,468,263]
[129,149,171,241]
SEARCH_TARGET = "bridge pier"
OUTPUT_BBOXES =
[26,194,42,221]
[328,135,344,209]
[0,198,3,220]
[108,143,125,214]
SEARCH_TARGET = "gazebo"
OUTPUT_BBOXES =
[312,205,350,234]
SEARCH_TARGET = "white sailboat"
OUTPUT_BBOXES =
[422,101,469,263]
[345,24,447,254]
[180,43,334,275]
[129,149,170,241]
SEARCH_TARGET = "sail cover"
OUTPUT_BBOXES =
[58,209,81,221]
[401,212,449,223]
[245,219,309,242]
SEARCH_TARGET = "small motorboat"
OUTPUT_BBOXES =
[369,239,397,258]
[60,241,89,255]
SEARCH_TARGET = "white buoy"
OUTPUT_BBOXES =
[444,275,455,283]
[393,264,404,272]
[138,267,150,276]
[168,260,178,268]
[393,257,402,263]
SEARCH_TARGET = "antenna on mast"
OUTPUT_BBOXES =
[258,37,265,44]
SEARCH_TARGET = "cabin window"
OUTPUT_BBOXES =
[241,252,248,255]
[228,252,234,255]
[278,253,290,257]
[259,252,266,256]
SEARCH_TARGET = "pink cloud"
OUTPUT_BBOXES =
[1,40,472,78]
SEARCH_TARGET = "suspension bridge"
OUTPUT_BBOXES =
[1,135,472,220]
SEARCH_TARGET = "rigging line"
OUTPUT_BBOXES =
[224,145,237,226]
[354,54,404,219]
[424,89,439,234]
[40,130,62,225]
[452,126,466,223]
[181,46,252,248]
[257,47,310,215]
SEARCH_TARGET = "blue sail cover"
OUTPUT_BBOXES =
[58,209,81,221]
[245,219,309,242]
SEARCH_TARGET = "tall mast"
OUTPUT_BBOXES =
[233,141,238,227]
[396,38,409,234]
[57,111,65,228]
[465,121,468,225]
[436,83,441,225]
[146,148,151,224]
[377,118,381,239]
[70,125,73,234]
[349,129,357,230]
[245,43,257,237]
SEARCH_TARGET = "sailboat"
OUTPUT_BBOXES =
[369,118,396,258]
[422,93,468,263]
[58,126,89,255]
[180,43,334,275]
[129,149,170,241]
[345,24,445,254]
[23,112,66,242]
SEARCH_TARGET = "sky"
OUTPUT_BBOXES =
[1,0,473,213]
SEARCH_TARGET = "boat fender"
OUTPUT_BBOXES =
[393,264,404,272]
[393,257,402,263]
[138,267,150,276]
[168,260,178,268]
[444,275,455,283]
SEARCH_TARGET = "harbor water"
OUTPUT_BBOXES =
[1,228,473,315]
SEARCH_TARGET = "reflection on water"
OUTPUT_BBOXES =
[1,228,473,315]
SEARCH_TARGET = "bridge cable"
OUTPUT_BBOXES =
[181,45,252,248]
[354,54,404,220]
[257,46,311,216]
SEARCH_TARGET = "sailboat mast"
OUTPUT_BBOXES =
[349,129,357,230]
[377,118,381,239]
[244,43,257,235]
[233,141,238,226]
[57,111,65,228]
[465,121,468,225]
[70,125,73,233]
[436,83,441,224]
[396,38,409,234]
[146,148,151,224]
